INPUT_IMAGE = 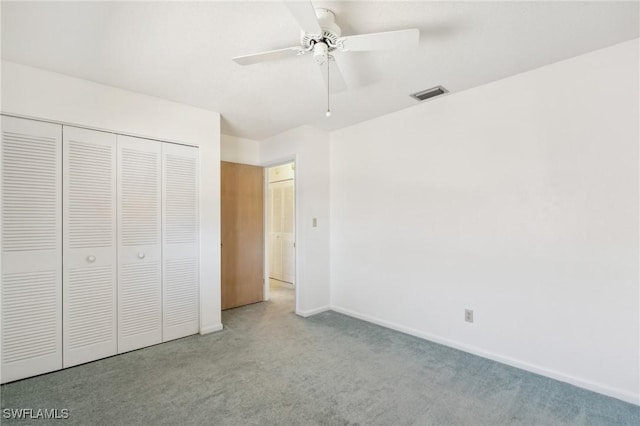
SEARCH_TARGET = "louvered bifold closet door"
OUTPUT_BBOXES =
[1,116,62,383]
[269,184,283,280]
[281,180,295,284]
[162,143,199,341]
[117,135,162,353]
[63,127,117,367]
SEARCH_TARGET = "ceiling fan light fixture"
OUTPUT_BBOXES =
[410,86,449,101]
[313,42,329,64]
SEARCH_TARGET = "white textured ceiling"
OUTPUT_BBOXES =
[2,1,638,140]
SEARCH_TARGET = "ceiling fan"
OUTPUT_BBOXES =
[232,1,420,116]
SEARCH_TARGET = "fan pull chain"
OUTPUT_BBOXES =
[326,57,331,118]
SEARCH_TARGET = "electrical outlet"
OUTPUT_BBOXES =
[465,309,474,323]
[312,218,317,227]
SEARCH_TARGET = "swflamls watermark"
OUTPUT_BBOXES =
[2,408,70,420]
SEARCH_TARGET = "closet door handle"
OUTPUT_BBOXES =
[138,252,146,259]
[87,255,96,263]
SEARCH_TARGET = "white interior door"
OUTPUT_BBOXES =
[269,185,283,280]
[281,180,295,284]
[117,135,162,353]
[1,116,62,383]
[63,126,117,367]
[269,179,295,284]
[162,143,199,341]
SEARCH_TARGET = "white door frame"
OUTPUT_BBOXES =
[262,157,297,306]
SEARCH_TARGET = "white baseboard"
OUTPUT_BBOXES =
[199,323,223,335]
[296,305,331,318]
[329,305,639,406]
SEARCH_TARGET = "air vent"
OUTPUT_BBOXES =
[410,86,448,101]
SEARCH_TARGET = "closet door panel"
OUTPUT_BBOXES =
[269,185,283,280]
[162,143,199,341]
[1,116,62,383]
[117,135,162,353]
[268,180,295,283]
[281,180,295,284]
[282,236,296,284]
[269,236,283,281]
[63,126,117,368]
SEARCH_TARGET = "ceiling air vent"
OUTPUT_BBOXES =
[410,86,448,101]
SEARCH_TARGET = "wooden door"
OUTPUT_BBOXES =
[221,161,264,310]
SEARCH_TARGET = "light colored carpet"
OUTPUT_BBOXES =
[1,282,638,425]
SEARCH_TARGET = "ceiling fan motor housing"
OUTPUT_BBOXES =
[300,8,341,52]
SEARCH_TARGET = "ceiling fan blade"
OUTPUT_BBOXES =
[284,1,322,34]
[319,57,347,93]
[233,46,304,65]
[338,28,420,52]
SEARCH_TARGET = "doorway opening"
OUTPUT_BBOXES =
[265,162,296,311]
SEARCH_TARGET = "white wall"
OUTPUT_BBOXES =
[1,61,223,334]
[260,125,331,316]
[329,39,639,404]
[221,134,260,165]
